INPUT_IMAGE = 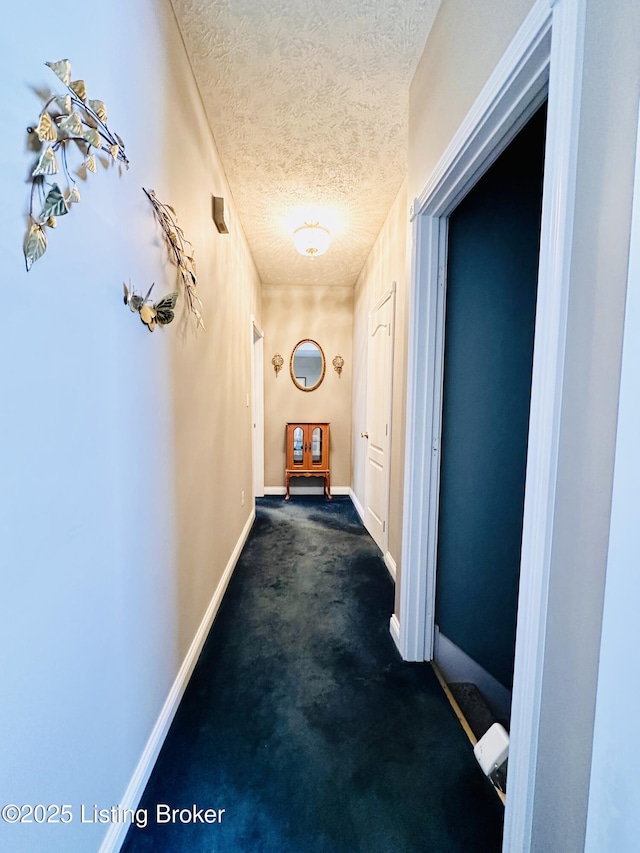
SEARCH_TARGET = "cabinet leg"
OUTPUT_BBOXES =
[285,474,290,501]
[326,473,332,500]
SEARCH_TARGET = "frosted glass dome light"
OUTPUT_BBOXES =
[292,222,331,257]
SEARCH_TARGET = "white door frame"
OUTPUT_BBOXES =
[396,0,585,850]
[251,316,265,498]
[364,282,396,556]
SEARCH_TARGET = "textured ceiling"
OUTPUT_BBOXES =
[170,0,441,286]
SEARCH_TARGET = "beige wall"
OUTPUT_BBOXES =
[409,0,535,202]
[404,0,536,606]
[262,284,353,489]
[407,0,640,850]
[352,181,409,564]
[156,1,262,662]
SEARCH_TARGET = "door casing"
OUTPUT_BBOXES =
[396,1,586,850]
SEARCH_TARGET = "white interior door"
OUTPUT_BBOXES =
[364,284,395,553]
[251,318,264,497]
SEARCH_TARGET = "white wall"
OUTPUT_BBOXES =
[0,2,260,851]
[584,96,640,853]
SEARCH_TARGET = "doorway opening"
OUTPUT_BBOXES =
[397,1,586,846]
[434,104,547,729]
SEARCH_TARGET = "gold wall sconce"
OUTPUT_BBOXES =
[272,353,284,376]
[332,355,344,376]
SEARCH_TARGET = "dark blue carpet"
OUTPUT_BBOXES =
[121,496,503,852]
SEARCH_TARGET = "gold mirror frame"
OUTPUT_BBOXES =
[290,339,326,392]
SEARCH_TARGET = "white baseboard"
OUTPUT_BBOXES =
[383,551,397,582]
[389,613,401,653]
[264,486,350,496]
[434,628,512,722]
[98,509,255,853]
[264,486,285,495]
[348,488,365,523]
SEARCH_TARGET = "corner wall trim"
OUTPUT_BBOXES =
[384,551,397,582]
[98,509,255,853]
[389,613,401,653]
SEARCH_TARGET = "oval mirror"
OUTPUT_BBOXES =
[290,339,326,392]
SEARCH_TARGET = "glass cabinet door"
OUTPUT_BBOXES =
[293,427,304,465]
[311,427,322,465]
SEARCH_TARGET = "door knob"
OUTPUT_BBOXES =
[361,431,369,438]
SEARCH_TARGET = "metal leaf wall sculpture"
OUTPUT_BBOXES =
[143,188,205,330]
[24,59,129,271]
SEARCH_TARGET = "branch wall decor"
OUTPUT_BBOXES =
[143,188,205,330]
[24,59,129,271]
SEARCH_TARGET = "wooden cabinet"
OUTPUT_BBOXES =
[285,423,331,500]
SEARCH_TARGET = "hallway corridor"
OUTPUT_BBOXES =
[121,497,503,852]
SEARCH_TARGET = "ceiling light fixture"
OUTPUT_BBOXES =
[292,221,331,257]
